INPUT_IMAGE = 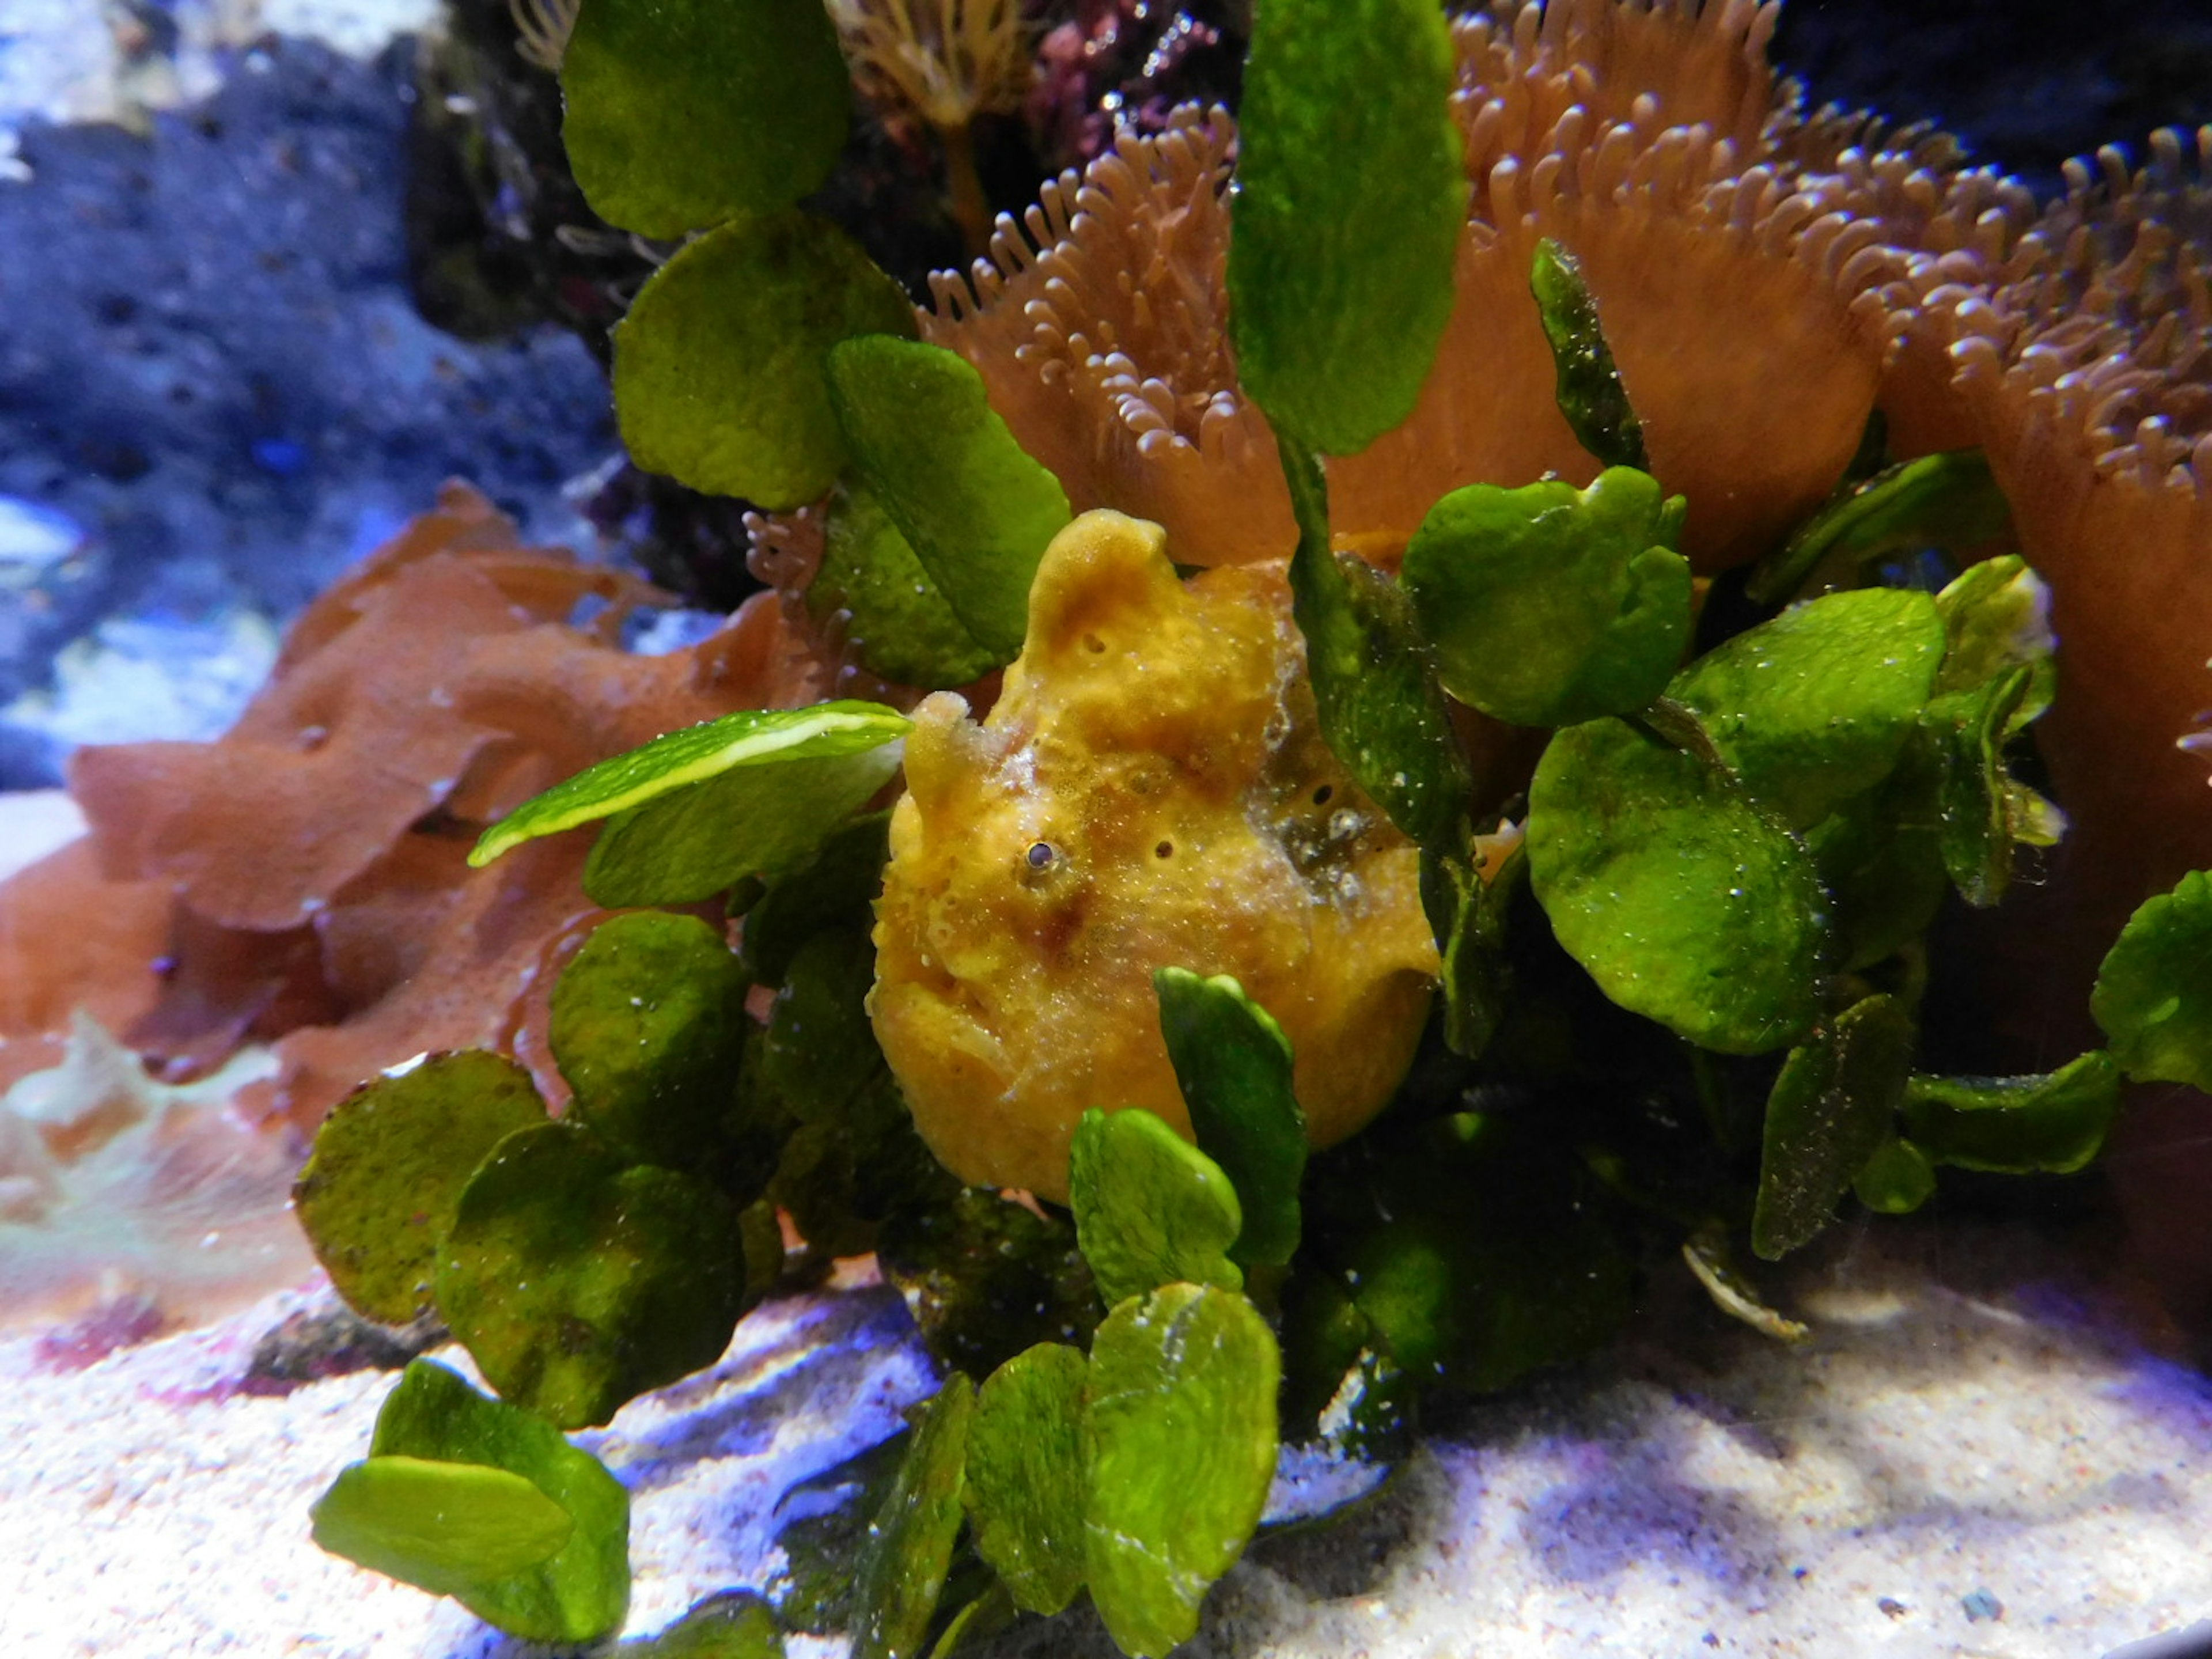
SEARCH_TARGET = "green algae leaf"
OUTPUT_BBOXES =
[1280,434,1471,852]
[560,0,850,237]
[331,1358,630,1642]
[1527,715,1826,1054]
[1853,1134,1938,1214]
[625,1591,786,1657]
[471,700,910,869]
[1402,468,1691,728]
[1069,1108,1243,1306]
[1083,1283,1281,1658]
[1154,968,1306,1268]
[550,912,749,1169]
[1932,555,2056,721]
[2097,872,2212,1091]
[963,1343,1090,1615]
[294,1050,549,1326]
[312,1456,573,1589]
[1745,449,2012,605]
[850,1376,976,1659]
[584,740,902,909]
[815,481,999,690]
[1529,239,1647,471]
[1900,1052,2121,1175]
[1227,0,1465,454]
[736,808,892,987]
[435,1124,746,1429]
[1315,1113,1634,1393]
[827,336,1073,663]
[1671,587,1946,831]
[612,214,918,509]
[1752,994,1914,1260]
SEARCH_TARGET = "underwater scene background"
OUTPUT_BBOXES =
[3,1,2212,1656]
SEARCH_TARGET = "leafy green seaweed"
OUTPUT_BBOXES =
[471,701,910,870]
[293,1051,548,1325]
[1279,434,1469,852]
[827,335,1073,664]
[849,1377,976,1659]
[1529,240,1647,471]
[1527,714,1825,1054]
[611,214,918,509]
[434,1123,747,1429]
[1226,0,1465,455]
[551,912,750,1169]
[963,1343,1090,1615]
[1753,995,1913,1260]
[1153,968,1307,1268]
[315,1359,629,1642]
[1083,1284,1280,1657]
[1069,1108,1244,1306]
[1402,468,1690,728]
[560,0,849,238]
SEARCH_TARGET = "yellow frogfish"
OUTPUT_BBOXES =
[869,509,1440,1202]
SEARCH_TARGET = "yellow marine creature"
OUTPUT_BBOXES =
[869,509,1440,1202]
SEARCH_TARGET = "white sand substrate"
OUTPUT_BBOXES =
[0,1215,2207,1659]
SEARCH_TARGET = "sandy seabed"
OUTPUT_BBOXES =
[0,1214,2208,1659]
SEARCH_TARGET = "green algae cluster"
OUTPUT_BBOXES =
[287,0,2212,1653]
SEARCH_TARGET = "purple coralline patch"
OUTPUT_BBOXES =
[32,1291,165,1371]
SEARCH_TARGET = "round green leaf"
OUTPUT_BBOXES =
[1527,716,1827,1054]
[434,1124,747,1429]
[613,216,918,510]
[1083,1283,1280,1658]
[1069,1109,1244,1308]
[340,1358,631,1643]
[1226,0,1466,454]
[826,336,1073,663]
[560,0,850,237]
[964,1343,1090,1616]
[550,912,749,1168]
[311,1456,573,1591]
[293,1051,549,1325]
[814,480,998,690]
[1153,968,1306,1268]
[1670,587,1945,831]
[1403,468,1691,728]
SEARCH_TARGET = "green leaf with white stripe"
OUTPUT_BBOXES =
[469,702,911,869]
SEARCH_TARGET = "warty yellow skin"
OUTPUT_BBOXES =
[869,509,1440,1202]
